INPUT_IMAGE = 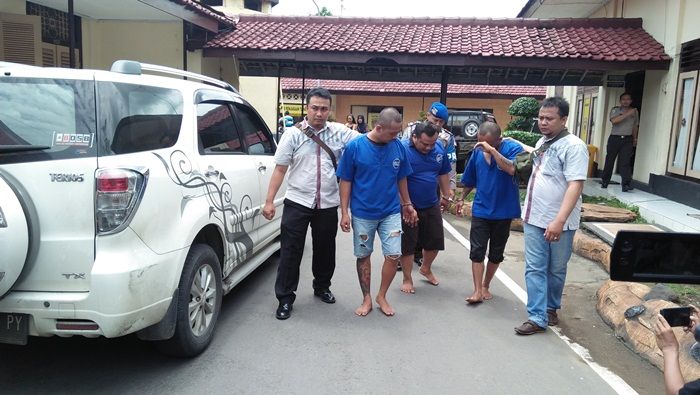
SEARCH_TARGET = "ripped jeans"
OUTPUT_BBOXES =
[351,213,403,258]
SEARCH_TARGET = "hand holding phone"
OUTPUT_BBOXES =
[660,307,693,327]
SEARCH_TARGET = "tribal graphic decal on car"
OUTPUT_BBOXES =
[154,150,257,267]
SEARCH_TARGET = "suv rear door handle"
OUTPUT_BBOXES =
[257,164,267,172]
[205,169,220,177]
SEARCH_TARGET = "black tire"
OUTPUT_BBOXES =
[155,244,223,357]
[463,121,480,138]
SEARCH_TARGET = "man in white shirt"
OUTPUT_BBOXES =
[512,97,589,335]
[263,87,359,320]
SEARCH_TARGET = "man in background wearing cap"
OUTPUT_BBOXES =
[399,102,457,271]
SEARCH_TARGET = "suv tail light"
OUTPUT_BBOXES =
[95,168,147,235]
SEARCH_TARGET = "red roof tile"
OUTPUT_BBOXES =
[206,15,669,63]
[280,78,546,97]
[167,0,236,28]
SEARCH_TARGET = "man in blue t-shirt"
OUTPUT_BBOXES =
[337,108,417,317]
[400,102,456,270]
[459,121,523,304]
[399,121,453,294]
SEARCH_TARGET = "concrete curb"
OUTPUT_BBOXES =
[598,280,700,381]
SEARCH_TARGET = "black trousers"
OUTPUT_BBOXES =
[601,135,634,186]
[275,199,338,304]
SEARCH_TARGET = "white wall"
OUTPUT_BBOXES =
[634,69,678,183]
[239,76,279,132]
[220,0,273,14]
[82,20,183,71]
[585,0,700,185]
[0,0,25,14]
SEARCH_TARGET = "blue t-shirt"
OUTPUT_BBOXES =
[461,139,523,220]
[402,138,452,209]
[337,135,412,220]
[283,115,294,127]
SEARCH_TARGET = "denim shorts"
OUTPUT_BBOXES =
[352,213,403,258]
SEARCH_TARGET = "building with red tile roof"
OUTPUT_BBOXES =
[207,15,670,86]
[280,78,546,98]
[518,0,700,210]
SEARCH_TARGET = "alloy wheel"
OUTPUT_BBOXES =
[188,264,218,337]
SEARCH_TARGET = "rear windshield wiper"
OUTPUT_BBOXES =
[0,145,51,154]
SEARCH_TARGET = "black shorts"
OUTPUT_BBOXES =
[402,204,444,255]
[469,217,512,263]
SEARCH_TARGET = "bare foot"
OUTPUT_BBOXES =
[465,291,483,304]
[400,279,415,294]
[419,268,439,286]
[355,299,373,316]
[482,287,493,300]
[375,296,395,316]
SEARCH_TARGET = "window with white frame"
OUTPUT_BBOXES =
[668,38,700,179]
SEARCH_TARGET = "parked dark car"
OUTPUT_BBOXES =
[447,110,496,173]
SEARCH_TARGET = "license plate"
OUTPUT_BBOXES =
[0,313,29,345]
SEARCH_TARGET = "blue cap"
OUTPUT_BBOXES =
[429,102,449,123]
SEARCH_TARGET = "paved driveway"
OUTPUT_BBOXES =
[0,213,643,394]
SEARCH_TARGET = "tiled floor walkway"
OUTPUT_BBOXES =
[583,178,700,233]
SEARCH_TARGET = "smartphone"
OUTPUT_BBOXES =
[660,307,693,327]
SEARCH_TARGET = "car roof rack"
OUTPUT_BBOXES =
[110,60,238,93]
[0,61,39,68]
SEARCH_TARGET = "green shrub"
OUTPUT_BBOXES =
[508,97,540,117]
[507,97,540,132]
[506,119,533,132]
[503,130,541,148]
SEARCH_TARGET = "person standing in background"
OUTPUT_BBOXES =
[345,114,358,131]
[601,92,638,192]
[356,114,368,134]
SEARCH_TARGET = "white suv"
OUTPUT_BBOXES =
[0,60,283,356]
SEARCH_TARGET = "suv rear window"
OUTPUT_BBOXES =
[97,82,183,156]
[0,78,96,164]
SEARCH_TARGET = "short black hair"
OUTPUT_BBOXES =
[477,121,501,138]
[619,92,632,100]
[377,107,402,126]
[284,110,290,115]
[540,96,569,118]
[412,121,440,138]
[306,87,332,105]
